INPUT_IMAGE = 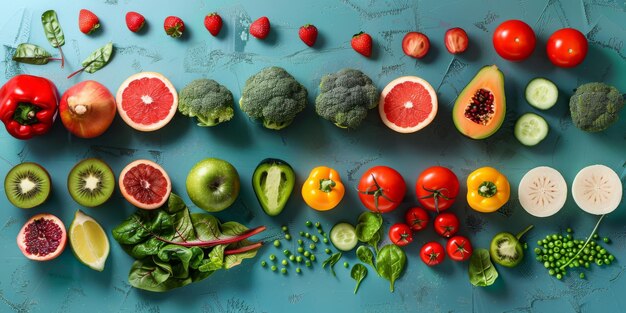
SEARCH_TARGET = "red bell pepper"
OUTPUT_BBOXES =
[0,74,59,140]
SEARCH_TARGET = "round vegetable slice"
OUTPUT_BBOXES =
[525,78,558,110]
[330,222,358,251]
[572,164,622,215]
[514,113,549,146]
[518,166,567,217]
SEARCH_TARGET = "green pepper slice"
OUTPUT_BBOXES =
[252,158,295,216]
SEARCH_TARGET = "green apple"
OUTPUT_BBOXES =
[186,158,240,212]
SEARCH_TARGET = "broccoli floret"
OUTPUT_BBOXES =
[178,79,234,127]
[239,67,308,130]
[315,68,379,129]
[570,82,624,132]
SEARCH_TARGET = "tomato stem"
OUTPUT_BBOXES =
[357,174,396,212]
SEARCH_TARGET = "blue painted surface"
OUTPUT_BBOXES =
[0,0,625,312]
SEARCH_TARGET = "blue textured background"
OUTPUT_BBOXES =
[0,0,625,312]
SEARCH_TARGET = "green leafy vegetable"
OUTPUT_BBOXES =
[11,43,59,65]
[356,245,375,269]
[375,244,406,292]
[355,212,382,243]
[351,264,368,294]
[67,42,114,79]
[41,10,65,67]
[112,193,264,292]
[322,252,343,276]
[468,248,499,287]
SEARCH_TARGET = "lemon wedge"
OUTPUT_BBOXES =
[69,210,109,271]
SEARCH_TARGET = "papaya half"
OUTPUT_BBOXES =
[452,65,506,139]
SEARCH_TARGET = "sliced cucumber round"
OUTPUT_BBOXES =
[329,222,358,251]
[515,113,549,146]
[525,78,558,110]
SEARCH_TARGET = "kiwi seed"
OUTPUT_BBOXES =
[67,158,115,207]
[4,162,51,209]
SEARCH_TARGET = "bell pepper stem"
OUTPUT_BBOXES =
[515,224,534,240]
[319,178,336,193]
[478,181,497,198]
[13,103,40,125]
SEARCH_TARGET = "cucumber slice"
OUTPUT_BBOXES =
[330,222,358,251]
[525,78,558,110]
[514,113,549,146]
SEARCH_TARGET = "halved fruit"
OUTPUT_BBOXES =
[17,213,67,261]
[572,165,622,215]
[116,72,178,132]
[69,210,109,271]
[68,158,115,207]
[119,159,171,210]
[4,162,51,209]
[379,76,438,133]
[518,166,567,217]
[452,65,506,139]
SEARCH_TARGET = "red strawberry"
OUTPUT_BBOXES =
[299,24,318,47]
[402,32,430,58]
[351,32,373,57]
[204,13,223,36]
[250,16,270,39]
[164,16,185,38]
[79,9,100,35]
[125,12,145,33]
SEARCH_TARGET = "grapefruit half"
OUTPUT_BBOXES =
[379,76,438,133]
[116,72,178,132]
[119,159,171,210]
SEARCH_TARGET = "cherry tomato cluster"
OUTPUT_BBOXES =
[493,19,588,67]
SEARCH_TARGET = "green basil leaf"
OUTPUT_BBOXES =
[350,264,368,294]
[81,42,114,74]
[468,248,499,287]
[12,43,52,65]
[41,10,64,48]
[375,244,406,293]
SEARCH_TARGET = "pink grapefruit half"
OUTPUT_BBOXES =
[119,159,171,210]
[379,76,438,133]
[116,72,178,132]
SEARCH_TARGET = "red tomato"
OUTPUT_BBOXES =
[415,166,459,212]
[420,242,445,266]
[405,207,429,231]
[446,235,473,261]
[433,212,459,238]
[546,28,588,68]
[388,223,413,246]
[492,20,536,61]
[358,166,406,213]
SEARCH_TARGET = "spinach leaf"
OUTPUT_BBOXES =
[322,252,343,276]
[356,246,375,269]
[355,212,382,243]
[375,244,406,292]
[82,42,113,74]
[351,264,368,294]
[41,10,64,48]
[367,230,381,252]
[12,44,53,65]
[468,248,499,287]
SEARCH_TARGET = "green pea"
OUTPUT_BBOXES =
[593,233,599,239]
[567,241,574,248]
[274,240,281,247]
[310,255,316,261]
[323,238,329,244]
[283,249,291,255]
[269,254,276,261]
[261,261,267,267]
[299,231,305,236]
[579,273,585,279]
[534,248,542,255]
[603,237,610,243]
[305,221,312,227]
[548,269,555,276]
[311,236,319,243]
[524,243,528,249]
[553,247,560,253]
[343,262,349,268]
[551,234,558,240]
[271,265,277,271]
[554,253,561,260]
[584,262,590,268]
[305,233,311,238]
[285,234,292,240]
[548,256,554,262]
[608,255,615,261]
[289,255,295,261]
[583,248,590,255]
[315,222,321,228]
[282,226,288,232]
[556,274,562,280]
[548,242,554,248]
[282,260,288,266]
[604,258,611,265]
[296,268,302,274]
[325,248,331,254]
[305,260,312,267]
[536,256,543,261]
[542,255,549,261]
[544,261,551,268]
[297,247,304,253]
[596,259,603,266]
[298,239,304,246]
[304,251,311,257]
[296,256,303,262]
[281,268,287,274]
[309,243,316,250]
[566,227,572,233]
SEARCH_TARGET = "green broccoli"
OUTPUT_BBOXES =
[570,82,624,132]
[315,68,379,129]
[239,67,308,130]
[178,79,234,127]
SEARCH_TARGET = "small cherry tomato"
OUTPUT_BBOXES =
[388,223,413,246]
[492,20,536,61]
[420,241,445,266]
[404,207,429,231]
[433,212,459,238]
[546,28,588,68]
[446,235,473,261]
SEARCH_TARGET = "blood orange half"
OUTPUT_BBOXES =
[116,72,178,132]
[119,159,171,210]
[379,76,438,133]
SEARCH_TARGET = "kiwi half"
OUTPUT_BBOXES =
[4,162,51,209]
[68,158,115,207]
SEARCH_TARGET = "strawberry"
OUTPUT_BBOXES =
[204,13,223,36]
[164,16,185,38]
[78,9,100,35]
[402,32,430,58]
[250,16,270,39]
[125,12,145,33]
[351,32,373,57]
[299,24,318,47]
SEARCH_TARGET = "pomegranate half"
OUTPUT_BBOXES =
[17,213,67,261]
[59,80,117,138]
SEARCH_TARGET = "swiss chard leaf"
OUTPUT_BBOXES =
[223,240,259,269]
[356,212,382,243]
[41,10,64,48]
[468,249,499,287]
[190,213,222,241]
[82,42,113,74]
[375,244,406,292]
[351,264,368,294]
[128,258,193,293]
[12,43,52,65]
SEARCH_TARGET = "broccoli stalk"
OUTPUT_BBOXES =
[570,82,624,132]
[315,68,379,129]
[178,79,234,127]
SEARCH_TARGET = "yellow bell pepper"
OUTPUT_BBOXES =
[302,166,345,211]
[466,166,510,213]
